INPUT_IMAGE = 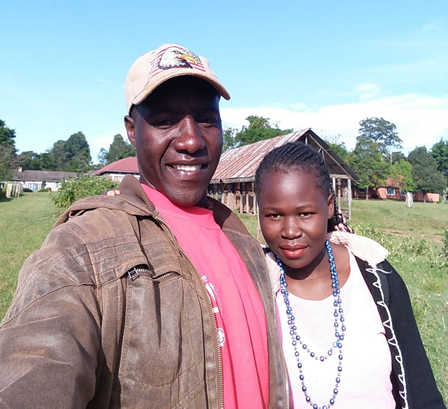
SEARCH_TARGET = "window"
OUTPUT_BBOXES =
[400,190,406,196]
[386,187,395,195]
[27,183,38,192]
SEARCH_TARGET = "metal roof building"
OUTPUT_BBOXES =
[209,128,359,217]
[211,128,358,183]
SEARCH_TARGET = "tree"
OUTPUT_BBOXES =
[64,131,92,172]
[50,140,68,170]
[222,128,238,152]
[39,152,56,170]
[431,139,448,177]
[47,132,91,172]
[234,116,292,147]
[0,145,15,180]
[98,134,136,165]
[391,151,406,163]
[358,117,403,155]
[0,120,16,148]
[0,120,17,180]
[408,146,446,198]
[18,151,44,170]
[389,160,417,193]
[347,136,390,199]
[327,142,348,162]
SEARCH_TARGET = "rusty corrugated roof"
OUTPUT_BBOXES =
[211,129,359,183]
[212,130,309,181]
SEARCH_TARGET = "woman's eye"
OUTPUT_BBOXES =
[267,213,281,219]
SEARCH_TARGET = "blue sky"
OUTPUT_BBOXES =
[1,0,447,163]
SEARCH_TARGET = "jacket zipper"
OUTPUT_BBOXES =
[273,292,290,409]
[153,215,224,409]
[127,267,176,282]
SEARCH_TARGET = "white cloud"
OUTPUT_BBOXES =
[355,83,381,101]
[221,92,448,154]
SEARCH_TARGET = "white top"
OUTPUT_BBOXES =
[276,251,395,408]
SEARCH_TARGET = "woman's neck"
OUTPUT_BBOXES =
[280,243,350,301]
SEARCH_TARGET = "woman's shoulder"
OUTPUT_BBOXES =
[328,231,389,268]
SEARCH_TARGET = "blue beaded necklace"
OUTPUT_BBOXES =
[275,240,346,409]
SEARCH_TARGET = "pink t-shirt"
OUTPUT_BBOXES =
[142,185,269,409]
[276,251,395,408]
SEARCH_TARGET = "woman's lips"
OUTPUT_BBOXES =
[279,246,307,259]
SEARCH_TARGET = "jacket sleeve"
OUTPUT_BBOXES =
[0,226,101,408]
[382,260,445,409]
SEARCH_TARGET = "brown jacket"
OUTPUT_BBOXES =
[0,175,288,408]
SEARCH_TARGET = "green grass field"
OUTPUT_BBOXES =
[0,192,64,316]
[1,193,447,403]
[348,198,448,240]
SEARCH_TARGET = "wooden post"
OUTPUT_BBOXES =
[347,179,352,220]
[254,191,258,217]
[245,183,249,214]
[239,183,243,214]
[221,184,224,204]
[337,178,341,210]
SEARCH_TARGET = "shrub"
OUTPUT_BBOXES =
[23,188,33,192]
[443,230,448,257]
[51,175,119,208]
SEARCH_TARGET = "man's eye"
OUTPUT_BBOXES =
[198,117,216,124]
[300,212,311,218]
[267,213,281,219]
[155,119,176,127]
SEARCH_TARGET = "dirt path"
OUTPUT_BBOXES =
[383,228,443,243]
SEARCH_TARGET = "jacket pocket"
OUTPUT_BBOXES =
[117,268,207,408]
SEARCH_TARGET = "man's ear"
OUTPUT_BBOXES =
[124,115,136,147]
[327,193,334,220]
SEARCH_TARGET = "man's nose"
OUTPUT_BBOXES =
[173,116,206,153]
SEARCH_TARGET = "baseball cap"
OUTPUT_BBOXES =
[125,43,230,114]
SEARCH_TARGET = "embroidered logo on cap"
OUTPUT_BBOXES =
[146,45,205,85]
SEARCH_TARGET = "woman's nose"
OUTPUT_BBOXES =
[282,218,302,239]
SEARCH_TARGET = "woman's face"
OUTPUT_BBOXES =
[258,168,333,273]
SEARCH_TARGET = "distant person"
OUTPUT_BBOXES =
[0,44,288,408]
[255,141,444,408]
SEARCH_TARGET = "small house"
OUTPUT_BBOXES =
[93,157,139,182]
[12,169,79,191]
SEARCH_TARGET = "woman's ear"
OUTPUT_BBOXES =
[124,115,136,147]
[327,193,335,220]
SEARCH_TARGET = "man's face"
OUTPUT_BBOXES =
[125,77,223,207]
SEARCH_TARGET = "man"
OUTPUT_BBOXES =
[0,44,287,408]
